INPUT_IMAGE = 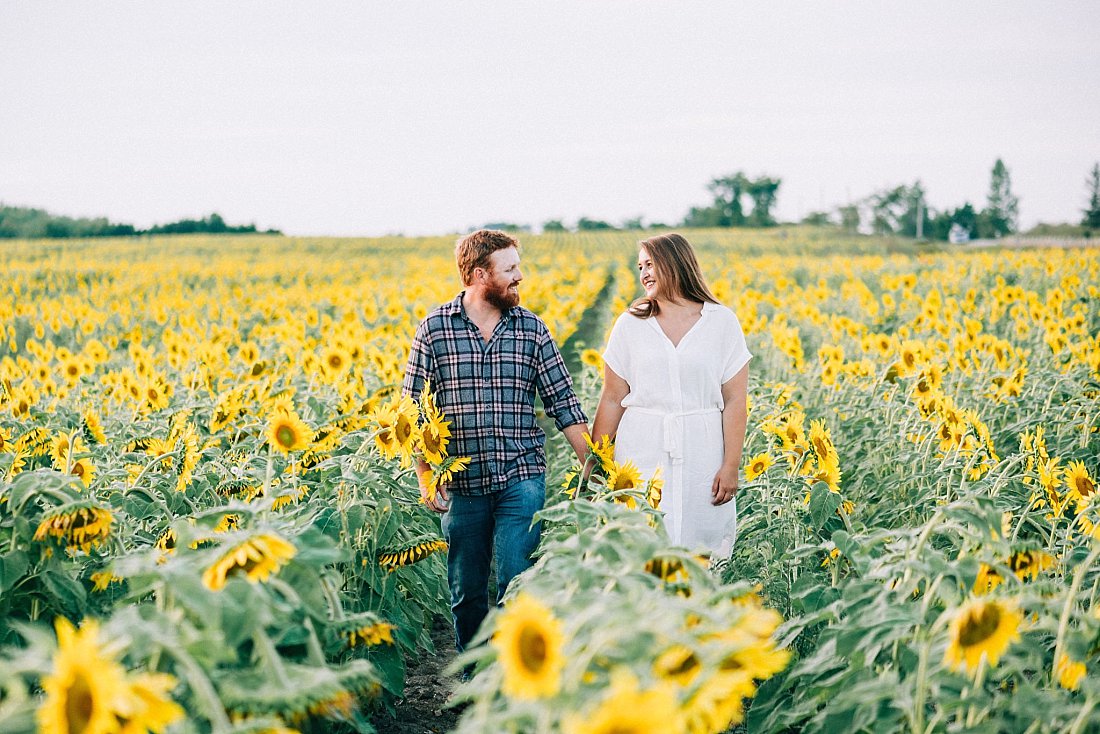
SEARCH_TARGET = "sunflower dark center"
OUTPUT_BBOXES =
[66,671,95,734]
[396,418,413,443]
[518,626,547,672]
[276,425,297,447]
[1077,476,1095,497]
[959,605,1001,647]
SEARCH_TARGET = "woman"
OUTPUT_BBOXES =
[591,233,751,557]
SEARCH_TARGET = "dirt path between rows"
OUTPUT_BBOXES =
[370,615,462,734]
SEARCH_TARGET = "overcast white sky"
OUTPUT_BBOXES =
[2,2,1098,236]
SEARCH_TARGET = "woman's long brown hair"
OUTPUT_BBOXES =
[629,233,718,318]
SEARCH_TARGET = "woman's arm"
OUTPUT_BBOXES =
[591,364,630,445]
[711,363,749,505]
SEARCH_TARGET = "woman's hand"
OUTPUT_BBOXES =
[711,463,739,505]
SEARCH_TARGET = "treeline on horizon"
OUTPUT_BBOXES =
[0,206,282,239]
[493,160,1100,241]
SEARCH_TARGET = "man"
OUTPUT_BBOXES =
[402,229,589,653]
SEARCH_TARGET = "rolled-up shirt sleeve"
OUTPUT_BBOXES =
[534,326,588,431]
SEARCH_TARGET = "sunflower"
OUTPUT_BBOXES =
[644,467,664,510]
[320,346,352,378]
[70,458,97,488]
[121,672,186,733]
[1056,654,1087,691]
[34,504,113,552]
[391,394,420,462]
[654,644,702,687]
[267,411,311,454]
[580,348,603,370]
[202,533,298,591]
[90,570,124,592]
[563,670,682,734]
[377,537,448,571]
[583,433,616,474]
[50,431,88,469]
[492,593,566,700]
[605,460,643,509]
[421,455,471,504]
[944,597,1022,673]
[37,617,130,734]
[807,420,836,463]
[337,612,396,648]
[82,410,107,444]
[1007,549,1056,582]
[1064,460,1096,507]
[417,412,451,465]
[606,460,642,492]
[744,453,773,481]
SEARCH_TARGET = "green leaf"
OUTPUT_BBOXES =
[41,569,87,619]
[0,550,30,594]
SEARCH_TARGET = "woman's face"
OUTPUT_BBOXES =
[637,247,658,298]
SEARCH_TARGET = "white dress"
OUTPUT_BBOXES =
[602,302,752,557]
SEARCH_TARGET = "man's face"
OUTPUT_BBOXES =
[481,246,522,310]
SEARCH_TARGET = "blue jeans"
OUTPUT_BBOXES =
[440,475,546,652]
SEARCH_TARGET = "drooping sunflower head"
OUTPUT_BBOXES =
[944,597,1022,673]
[202,532,298,591]
[34,503,113,553]
[491,593,566,700]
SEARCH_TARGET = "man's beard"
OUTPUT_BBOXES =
[485,282,520,310]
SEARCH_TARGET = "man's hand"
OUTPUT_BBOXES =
[420,480,450,513]
[711,463,739,506]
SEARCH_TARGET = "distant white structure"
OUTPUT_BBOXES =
[948,223,971,244]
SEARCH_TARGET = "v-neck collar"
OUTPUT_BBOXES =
[649,302,712,349]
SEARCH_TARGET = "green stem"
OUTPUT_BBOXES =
[252,627,292,688]
[1052,544,1100,682]
[1068,695,1096,734]
[166,646,232,732]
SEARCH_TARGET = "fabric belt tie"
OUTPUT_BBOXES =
[629,407,721,462]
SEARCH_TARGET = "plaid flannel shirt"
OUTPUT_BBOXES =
[402,292,588,496]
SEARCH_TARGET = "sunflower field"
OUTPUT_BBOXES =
[0,230,1098,733]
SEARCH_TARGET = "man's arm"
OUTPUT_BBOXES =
[561,422,590,465]
[533,327,589,435]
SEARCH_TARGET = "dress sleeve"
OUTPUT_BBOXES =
[601,313,630,380]
[721,309,752,383]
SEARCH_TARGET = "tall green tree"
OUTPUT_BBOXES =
[746,176,782,227]
[706,174,749,226]
[983,158,1019,236]
[838,204,861,233]
[1082,162,1100,229]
